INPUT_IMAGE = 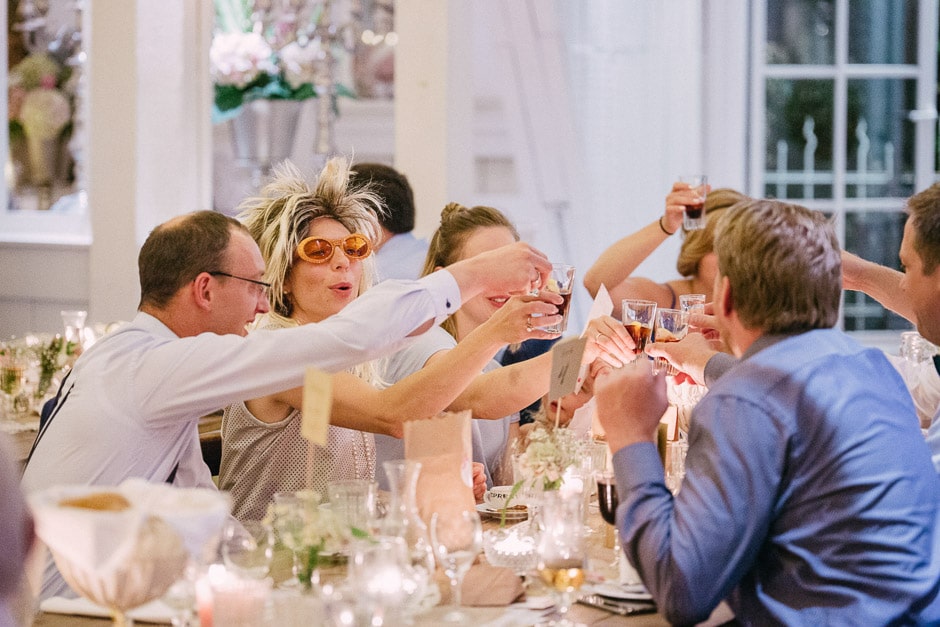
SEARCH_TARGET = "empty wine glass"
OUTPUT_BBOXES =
[430,510,483,623]
[221,519,275,579]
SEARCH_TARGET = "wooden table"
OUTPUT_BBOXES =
[29,504,734,626]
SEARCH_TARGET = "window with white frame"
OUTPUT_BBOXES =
[750,0,939,331]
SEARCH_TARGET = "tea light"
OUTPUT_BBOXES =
[196,564,270,627]
[492,528,535,556]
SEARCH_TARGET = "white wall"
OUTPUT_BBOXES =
[0,0,752,339]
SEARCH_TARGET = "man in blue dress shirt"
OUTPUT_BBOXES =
[595,198,940,624]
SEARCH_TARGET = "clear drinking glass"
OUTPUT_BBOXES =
[652,308,689,375]
[430,510,483,623]
[220,519,275,580]
[678,175,708,231]
[271,491,317,589]
[621,299,657,361]
[542,264,576,334]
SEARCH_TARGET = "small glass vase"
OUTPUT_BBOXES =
[381,459,435,573]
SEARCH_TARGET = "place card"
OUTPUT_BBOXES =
[549,335,588,402]
[574,284,615,393]
[301,367,332,446]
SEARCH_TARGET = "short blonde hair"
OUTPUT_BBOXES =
[715,199,841,333]
[238,158,382,319]
[422,202,520,337]
[676,188,749,278]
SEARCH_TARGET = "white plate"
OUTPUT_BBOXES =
[475,503,528,519]
[591,583,654,602]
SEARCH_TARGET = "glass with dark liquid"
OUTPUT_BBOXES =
[622,299,657,362]
[679,174,708,231]
[543,263,576,333]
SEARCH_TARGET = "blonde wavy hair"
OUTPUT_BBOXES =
[676,188,750,278]
[421,202,520,338]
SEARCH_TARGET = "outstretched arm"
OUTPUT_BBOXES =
[583,183,702,315]
[841,250,913,323]
[253,292,563,437]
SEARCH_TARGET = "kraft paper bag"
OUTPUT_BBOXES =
[404,410,476,527]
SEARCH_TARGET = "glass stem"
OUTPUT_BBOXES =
[451,575,462,609]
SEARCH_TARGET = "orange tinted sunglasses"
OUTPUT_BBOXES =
[296,233,372,263]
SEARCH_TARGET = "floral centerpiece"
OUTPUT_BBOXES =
[265,490,366,590]
[502,424,582,528]
[211,0,320,118]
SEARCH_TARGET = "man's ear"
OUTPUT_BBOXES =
[191,273,214,312]
[718,275,733,317]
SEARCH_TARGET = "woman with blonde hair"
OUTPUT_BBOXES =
[583,184,749,317]
[218,158,562,521]
[375,202,635,488]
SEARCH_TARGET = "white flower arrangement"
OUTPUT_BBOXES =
[210,31,278,89]
[512,425,581,493]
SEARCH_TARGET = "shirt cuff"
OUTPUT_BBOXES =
[419,270,462,324]
[704,352,736,388]
[612,441,664,491]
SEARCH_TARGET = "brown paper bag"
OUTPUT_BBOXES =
[404,410,476,528]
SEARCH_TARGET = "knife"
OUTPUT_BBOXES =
[577,594,657,616]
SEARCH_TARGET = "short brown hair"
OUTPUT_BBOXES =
[138,211,247,309]
[676,188,749,278]
[906,184,940,275]
[715,199,841,333]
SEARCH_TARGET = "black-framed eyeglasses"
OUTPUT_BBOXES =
[208,271,272,294]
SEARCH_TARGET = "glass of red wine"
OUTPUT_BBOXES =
[595,469,621,567]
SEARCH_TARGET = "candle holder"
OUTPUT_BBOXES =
[483,524,538,575]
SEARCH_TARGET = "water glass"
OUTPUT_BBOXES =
[430,510,483,623]
[221,519,275,579]
[665,437,689,495]
[348,535,426,624]
[327,479,378,537]
[679,174,708,231]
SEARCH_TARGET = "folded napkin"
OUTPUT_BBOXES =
[435,563,524,607]
[40,596,175,624]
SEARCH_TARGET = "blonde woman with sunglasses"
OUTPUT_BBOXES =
[218,158,563,522]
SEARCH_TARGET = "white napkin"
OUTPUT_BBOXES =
[40,596,175,623]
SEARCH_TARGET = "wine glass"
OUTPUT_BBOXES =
[537,490,587,627]
[595,470,620,566]
[221,519,275,579]
[430,510,483,623]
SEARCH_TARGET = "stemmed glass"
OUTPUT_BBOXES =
[430,510,483,623]
[221,519,275,579]
[537,489,587,627]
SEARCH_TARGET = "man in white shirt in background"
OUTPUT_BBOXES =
[349,162,429,281]
[22,209,552,600]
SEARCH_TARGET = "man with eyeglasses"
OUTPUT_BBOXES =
[22,209,552,601]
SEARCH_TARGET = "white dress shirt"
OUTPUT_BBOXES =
[22,271,460,600]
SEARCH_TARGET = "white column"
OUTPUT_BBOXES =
[86,0,213,324]
[394,0,474,238]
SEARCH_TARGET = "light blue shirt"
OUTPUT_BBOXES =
[375,232,429,281]
[614,329,940,625]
